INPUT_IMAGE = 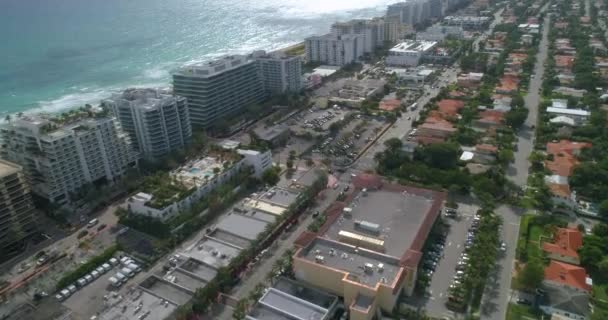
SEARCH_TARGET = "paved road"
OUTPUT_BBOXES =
[353,67,459,171]
[480,12,551,320]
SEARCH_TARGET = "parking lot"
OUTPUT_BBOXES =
[402,201,482,319]
[289,106,352,136]
[310,115,387,167]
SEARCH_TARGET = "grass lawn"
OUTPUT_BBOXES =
[593,284,608,312]
[506,303,542,320]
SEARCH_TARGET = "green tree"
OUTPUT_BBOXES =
[517,261,544,290]
[261,167,280,186]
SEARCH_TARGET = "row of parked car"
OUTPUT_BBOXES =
[56,256,141,301]
[421,232,447,279]
[108,256,142,288]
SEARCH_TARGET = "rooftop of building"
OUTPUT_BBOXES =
[546,107,591,117]
[247,281,336,320]
[477,109,505,125]
[321,189,437,257]
[180,236,242,270]
[173,55,253,78]
[104,88,180,111]
[8,106,112,137]
[0,159,21,178]
[389,40,437,53]
[215,212,271,241]
[298,237,403,288]
[97,290,177,320]
[539,282,590,318]
[253,123,290,141]
[437,99,465,117]
[544,260,592,292]
[546,140,592,155]
[547,183,571,198]
[542,227,582,259]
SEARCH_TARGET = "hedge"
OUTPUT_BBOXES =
[55,244,120,291]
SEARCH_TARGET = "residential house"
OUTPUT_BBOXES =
[473,144,498,164]
[546,100,591,126]
[555,55,575,73]
[545,140,592,182]
[538,282,590,320]
[543,260,592,293]
[553,87,587,98]
[595,57,608,81]
[436,99,465,119]
[416,116,457,144]
[457,72,484,88]
[474,109,505,129]
[495,74,520,95]
[542,227,583,265]
[555,39,576,56]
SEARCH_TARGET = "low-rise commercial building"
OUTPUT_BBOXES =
[127,149,272,221]
[293,175,445,320]
[442,16,490,29]
[386,40,438,66]
[417,25,464,41]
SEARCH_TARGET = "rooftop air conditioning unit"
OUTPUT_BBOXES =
[315,255,325,263]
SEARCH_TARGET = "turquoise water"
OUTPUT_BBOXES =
[0,0,397,115]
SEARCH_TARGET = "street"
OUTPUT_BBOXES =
[353,67,459,171]
[479,10,551,320]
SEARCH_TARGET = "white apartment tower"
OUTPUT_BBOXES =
[0,109,139,204]
[103,88,192,159]
[252,51,303,94]
[305,34,363,66]
[172,55,266,128]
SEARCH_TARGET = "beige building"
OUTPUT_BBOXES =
[0,160,37,259]
[293,175,445,320]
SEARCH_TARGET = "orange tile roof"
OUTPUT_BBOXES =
[544,260,591,291]
[548,183,571,198]
[415,135,447,145]
[555,55,575,68]
[496,74,520,93]
[580,16,591,23]
[546,140,592,156]
[475,144,498,153]
[545,153,579,177]
[542,227,582,259]
[379,99,401,111]
[478,110,505,125]
[437,99,465,117]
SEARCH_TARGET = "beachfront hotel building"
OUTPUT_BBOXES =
[0,109,139,204]
[0,160,37,259]
[252,51,303,94]
[172,55,266,128]
[102,88,192,159]
[305,34,364,66]
[293,174,445,320]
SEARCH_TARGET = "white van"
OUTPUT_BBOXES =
[102,263,112,272]
[127,263,141,273]
[60,289,71,298]
[87,219,99,228]
[91,270,100,279]
[109,258,119,266]
[121,267,134,278]
[115,272,127,284]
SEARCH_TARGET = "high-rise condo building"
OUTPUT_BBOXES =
[305,34,363,66]
[331,18,386,54]
[0,108,139,204]
[252,51,303,94]
[172,55,266,128]
[103,88,192,159]
[0,160,37,259]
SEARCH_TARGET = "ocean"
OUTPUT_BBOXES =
[0,0,399,116]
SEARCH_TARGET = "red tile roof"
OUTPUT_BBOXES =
[555,55,575,69]
[379,99,401,111]
[495,74,520,93]
[544,260,591,291]
[437,99,465,117]
[542,227,582,260]
[546,140,592,156]
[478,110,505,125]
[545,140,592,177]
[475,144,498,154]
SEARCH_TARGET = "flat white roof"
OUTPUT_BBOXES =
[390,40,437,53]
[546,107,591,116]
